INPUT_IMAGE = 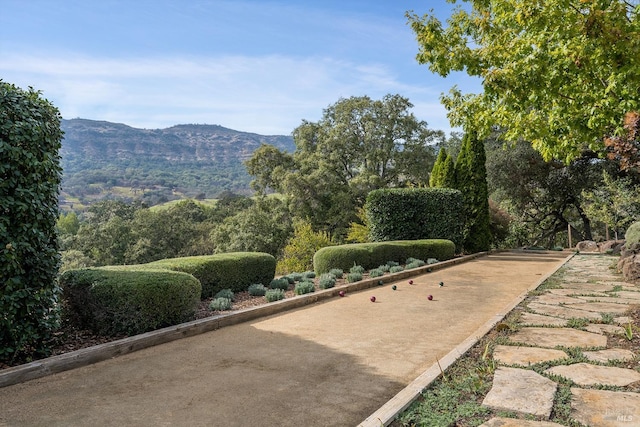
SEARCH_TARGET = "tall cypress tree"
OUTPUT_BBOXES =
[455,131,491,253]
[441,152,456,188]
[429,147,447,187]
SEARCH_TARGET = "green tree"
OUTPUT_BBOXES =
[582,171,640,239]
[408,1,640,162]
[430,147,447,187]
[246,94,442,237]
[441,152,456,188]
[487,137,620,247]
[455,131,491,252]
[210,197,293,257]
[276,220,334,274]
[1,82,63,363]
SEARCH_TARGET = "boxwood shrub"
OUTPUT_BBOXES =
[366,188,464,248]
[60,268,201,336]
[313,240,455,274]
[146,252,276,299]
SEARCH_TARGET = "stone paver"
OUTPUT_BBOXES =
[530,294,584,305]
[519,312,568,327]
[585,323,625,335]
[576,295,639,304]
[571,388,640,427]
[548,288,608,297]
[482,367,557,418]
[568,302,633,314]
[493,345,568,366]
[561,283,615,292]
[583,348,636,363]
[480,417,565,427]
[614,291,640,300]
[510,327,607,348]
[526,302,603,320]
[545,363,640,386]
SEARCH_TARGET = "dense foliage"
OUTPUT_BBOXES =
[246,94,445,237]
[313,239,455,275]
[60,268,201,336]
[1,82,63,363]
[408,0,640,162]
[147,252,276,299]
[455,131,491,253]
[366,188,464,248]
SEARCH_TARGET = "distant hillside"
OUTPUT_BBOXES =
[59,119,295,209]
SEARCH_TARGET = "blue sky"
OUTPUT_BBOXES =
[1,0,480,135]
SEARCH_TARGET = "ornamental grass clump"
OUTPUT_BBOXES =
[302,271,316,279]
[350,264,365,274]
[386,261,399,267]
[369,268,384,278]
[209,297,233,311]
[406,259,426,269]
[294,281,315,295]
[269,277,290,291]
[346,272,363,283]
[265,289,286,302]
[287,272,304,283]
[329,268,344,278]
[318,273,337,289]
[427,258,439,265]
[389,265,404,273]
[214,288,235,301]
[248,283,267,296]
[378,264,391,272]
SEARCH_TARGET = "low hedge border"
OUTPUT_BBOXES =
[313,239,455,275]
[60,267,201,336]
[146,252,276,299]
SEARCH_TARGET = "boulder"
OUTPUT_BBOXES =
[599,240,625,255]
[621,254,640,282]
[576,240,599,252]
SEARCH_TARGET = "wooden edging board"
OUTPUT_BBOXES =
[0,252,488,389]
[358,251,575,427]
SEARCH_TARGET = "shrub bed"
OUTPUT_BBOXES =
[147,252,276,299]
[60,268,201,336]
[313,239,455,274]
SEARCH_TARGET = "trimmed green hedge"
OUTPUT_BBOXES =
[147,252,276,299]
[313,239,455,274]
[60,268,201,336]
[366,188,464,248]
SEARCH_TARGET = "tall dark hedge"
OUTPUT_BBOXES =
[455,131,491,253]
[1,82,63,363]
[365,187,463,248]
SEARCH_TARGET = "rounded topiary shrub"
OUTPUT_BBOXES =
[1,82,64,363]
[147,252,276,299]
[269,277,290,291]
[248,283,267,296]
[625,222,640,248]
[209,297,233,311]
[318,273,336,289]
[60,268,201,336]
[214,288,235,301]
[294,281,315,295]
[265,289,285,302]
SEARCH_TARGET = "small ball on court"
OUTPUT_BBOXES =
[439,281,444,287]
[428,295,433,300]
[370,296,376,302]
[409,280,414,285]
[339,290,345,297]
[392,285,397,290]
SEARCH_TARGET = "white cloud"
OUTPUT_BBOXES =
[0,52,454,135]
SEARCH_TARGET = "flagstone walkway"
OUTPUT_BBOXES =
[480,255,640,427]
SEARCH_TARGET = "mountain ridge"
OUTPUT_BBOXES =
[59,118,295,208]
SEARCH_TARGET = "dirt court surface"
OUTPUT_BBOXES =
[0,251,568,427]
